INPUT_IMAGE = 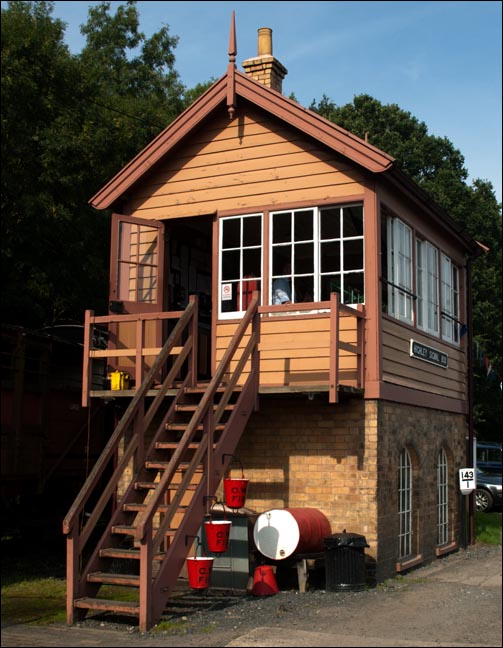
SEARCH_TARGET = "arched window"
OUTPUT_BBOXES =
[437,448,449,545]
[398,448,413,558]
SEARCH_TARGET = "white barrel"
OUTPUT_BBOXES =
[253,508,331,560]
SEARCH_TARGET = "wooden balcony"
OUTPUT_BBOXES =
[82,293,365,407]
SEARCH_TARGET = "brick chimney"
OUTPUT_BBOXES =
[242,27,287,93]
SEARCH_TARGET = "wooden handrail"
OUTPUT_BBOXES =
[82,308,185,407]
[63,297,198,536]
[134,292,260,543]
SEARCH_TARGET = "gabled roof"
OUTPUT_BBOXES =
[89,69,395,210]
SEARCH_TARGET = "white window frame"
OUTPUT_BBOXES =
[437,448,449,546]
[218,213,263,319]
[269,203,365,307]
[387,217,413,324]
[441,254,460,344]
[398,448,413,559]
[416,239,439,336]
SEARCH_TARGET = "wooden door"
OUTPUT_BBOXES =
[108,213,165,374]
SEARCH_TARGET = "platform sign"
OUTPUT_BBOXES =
[459,468,476,494]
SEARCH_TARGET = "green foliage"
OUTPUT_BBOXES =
[1,577,67,625]
[474,511,502,545]
[0,0,192,328]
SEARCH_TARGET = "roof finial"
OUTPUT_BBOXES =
[227,11,237,119]
[228,10,237,65]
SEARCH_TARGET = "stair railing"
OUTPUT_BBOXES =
[134,291,260,551]
[138,291,260,629]
[63,296,198,619]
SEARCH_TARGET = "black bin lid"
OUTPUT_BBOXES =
[323,529,369,548]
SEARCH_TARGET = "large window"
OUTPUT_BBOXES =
[387,217,413,324]
[219,214,263,318]
[416,239,439,336]
[437,448,449,546]
[219,204,364,318]
[398,448,413,559]
[383,212,462,346]
[270,204,364,306]
[441,254,460,344]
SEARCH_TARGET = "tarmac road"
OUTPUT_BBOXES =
[1,543,501,647]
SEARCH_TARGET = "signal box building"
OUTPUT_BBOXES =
[65,22,481,631]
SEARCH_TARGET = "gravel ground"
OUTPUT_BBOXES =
[70,543,502,647]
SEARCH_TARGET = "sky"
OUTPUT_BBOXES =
[21,1,503,202]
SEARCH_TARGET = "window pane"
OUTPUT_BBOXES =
[222,218,240,249]
[294,243,314,274]
[222,249,240,281]
[240,278,261,310]
[294,210,313,242]
[221,282,238,313]
[320,207,340,240]
[243,215,262,247]
[272,247,291,275]
[343,239,363,271]
[296,275,314,302]
[321,274,341,301]
[272,212,291,243]
[243,247,261,277]
[343,205,364,237]
[345,273,364,304]
[321,241,340,273]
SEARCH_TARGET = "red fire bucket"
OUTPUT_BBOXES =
[223,478,249,508]
[204,520,232,553]
[186,556,214,589]
[251,565,278,596]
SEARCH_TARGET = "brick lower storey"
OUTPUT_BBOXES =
[228,393,467,581]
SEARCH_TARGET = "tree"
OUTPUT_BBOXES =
[311,94,502,439]
[1,1,189,327]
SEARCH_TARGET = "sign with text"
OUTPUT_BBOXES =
[410,340,448,368]
[458,468,476,494]
[221,283,232,301]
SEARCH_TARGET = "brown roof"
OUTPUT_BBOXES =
[89,70,394,210]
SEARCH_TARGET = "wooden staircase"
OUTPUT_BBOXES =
[63,294,260,631]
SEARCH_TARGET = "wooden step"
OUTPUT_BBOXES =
[111,525,176,537]
[184,384,241,394]
[99,547,165,561]
[154,441,216,450]
[122,503,188,514]
[144,460,203,471]
[134,481,198,491]
[166,423,225,432]
[87,571,140,587]
[122,502,168,513]
[175,404,235,412]
[74,597,139,615]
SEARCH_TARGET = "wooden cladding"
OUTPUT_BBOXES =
[127,108,365,220]
[381,317,466,400]
[216,304,362,392]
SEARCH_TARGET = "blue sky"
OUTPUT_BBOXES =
[26,1,503,202]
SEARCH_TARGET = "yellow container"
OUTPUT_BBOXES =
[109,371,130,390]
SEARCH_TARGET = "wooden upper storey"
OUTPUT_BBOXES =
[89,68,479,414]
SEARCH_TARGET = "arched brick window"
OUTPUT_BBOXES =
[437,448,449,545]
[398,447,413,558]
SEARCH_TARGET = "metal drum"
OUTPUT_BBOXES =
[253,508,331,560]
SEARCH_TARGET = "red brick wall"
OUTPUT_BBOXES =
[226,395,467,581]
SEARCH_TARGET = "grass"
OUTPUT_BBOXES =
[2,511,501,628]
[474,510,502,544]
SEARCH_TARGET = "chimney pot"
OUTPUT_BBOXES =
[242,27,287,93]
[257,27,272,56]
